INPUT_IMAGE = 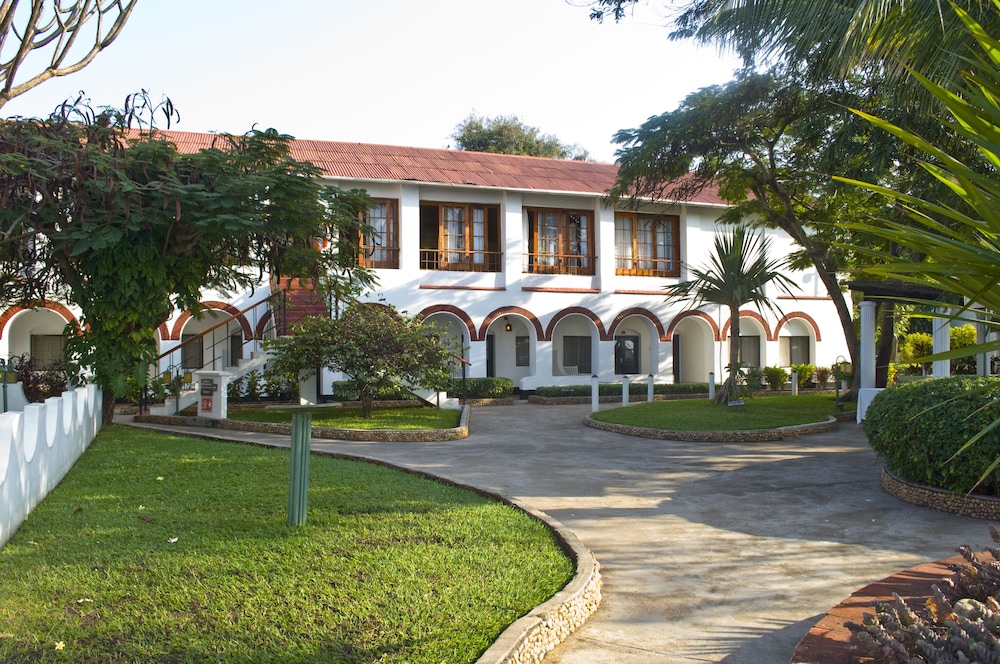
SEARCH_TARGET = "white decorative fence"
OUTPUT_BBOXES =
[0,384,102,549]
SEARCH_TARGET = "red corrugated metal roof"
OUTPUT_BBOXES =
[128,129,725,205]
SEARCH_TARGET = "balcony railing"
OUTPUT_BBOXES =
[358,244,400,269]
[524,252,595,276]
[419,250,503,272]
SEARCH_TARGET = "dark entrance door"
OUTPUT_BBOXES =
[615,335,640,374]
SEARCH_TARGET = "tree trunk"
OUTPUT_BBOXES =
[875,302,896,388]
[102,387,116,426]
[714,306,741,405]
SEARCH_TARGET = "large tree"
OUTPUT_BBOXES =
[0,95,375,423]
[607,65,899,390]
[451,112,589,160]
[665,224,797,405]
[265,302,458,418]
[0,1,136,109]
[588,0,1000,105]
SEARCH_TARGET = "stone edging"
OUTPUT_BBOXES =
[133,405,470,442]
[582,415,839,442]
[308,446,603,664]
[473,503,601,664]
[791,555,964,664]
[881,467,1000,520]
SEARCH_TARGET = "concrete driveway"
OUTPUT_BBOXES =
[128,401,993,663]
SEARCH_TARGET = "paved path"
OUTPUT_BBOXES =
[125,402,992,663]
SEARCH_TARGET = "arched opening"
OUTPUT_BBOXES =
[550,314,598,378]
[422,312,470,378]
[671,316,714,383]
[485,314,535,384]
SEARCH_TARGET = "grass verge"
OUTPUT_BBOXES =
[0,425,572,663]
[590,394,854,431]
[227,406,461,431]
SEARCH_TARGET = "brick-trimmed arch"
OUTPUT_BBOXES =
[479,306,545,341]
[607,308,668,342]
[255,311,273,340]
[665,310,721,342]
[544,307,607,342]
[720,310,773,342]
[774,311,823,342]
[0,301,78,340]
[169,301,253,341]
[418,304,478,342]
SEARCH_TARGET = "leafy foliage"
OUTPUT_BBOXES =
[265,302,459,418]
[0,95,374,422]
[763,366,789,391]
[451,112,589,160]
[443,377,514,400]
[791,363,815,387]
[864,377,1000,495]
[534,382,712,397]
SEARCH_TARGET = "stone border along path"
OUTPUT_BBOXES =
[122,401,993,663]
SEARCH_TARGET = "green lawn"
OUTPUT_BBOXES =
[591,394,854,430]
[0,425,572,663]
[227,406,461,430]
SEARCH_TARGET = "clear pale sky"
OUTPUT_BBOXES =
[2,0,741,163]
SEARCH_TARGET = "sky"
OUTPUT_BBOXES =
[2,0,742,163]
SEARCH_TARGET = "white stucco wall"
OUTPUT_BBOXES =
[0,384,102,549]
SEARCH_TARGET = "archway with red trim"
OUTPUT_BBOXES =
[0,301,78,340]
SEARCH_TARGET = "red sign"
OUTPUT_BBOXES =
[201,397,213,412]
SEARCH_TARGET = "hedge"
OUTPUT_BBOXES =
[534,382,712,398]
[864,376,1000,496]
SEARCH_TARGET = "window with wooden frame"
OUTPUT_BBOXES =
[525,208,594,275]
[614,212,680,277]
[359,199,399,269]
[418,202,501,271]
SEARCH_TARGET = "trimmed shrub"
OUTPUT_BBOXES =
[534,382,711,397]
[763,365,789,391]
[791,363,815,387]
[814,366,830,387]
[864,376,1000,496]
[443,377,513,399]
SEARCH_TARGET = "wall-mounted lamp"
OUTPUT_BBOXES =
[504,317,512,332]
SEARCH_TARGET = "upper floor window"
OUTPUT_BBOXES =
[525,208,594,275]
[359,199,399,269]
[615,213,680,277]
[419,202,501,272]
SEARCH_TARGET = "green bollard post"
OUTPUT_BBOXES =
[287,411,313,526]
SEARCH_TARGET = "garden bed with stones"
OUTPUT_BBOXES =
[133,404,470,442]
[583,414,840,442]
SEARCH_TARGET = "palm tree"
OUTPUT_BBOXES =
[666,224,798,405]
[838,2,1000,475]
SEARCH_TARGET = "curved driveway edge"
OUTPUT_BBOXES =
[474,502,601,664]
[121,402,994,663]
[583,414,839,442]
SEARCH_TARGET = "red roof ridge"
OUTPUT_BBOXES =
[122,128,726,205]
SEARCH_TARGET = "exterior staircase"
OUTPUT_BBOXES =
[150,351,271,416]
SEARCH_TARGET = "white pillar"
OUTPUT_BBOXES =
[933,308,951,377]
[860,300,877,389]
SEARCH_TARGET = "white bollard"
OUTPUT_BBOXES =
[647,374,655,402]
[708,372,715,401]
[591,374,599,412]
[622,375,630,406]
[791,370,798,396]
